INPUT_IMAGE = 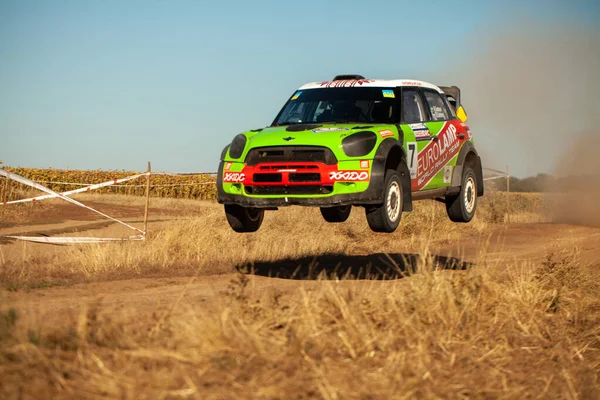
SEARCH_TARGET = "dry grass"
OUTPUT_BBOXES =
[2,191,598,399]
[1,247,598,399]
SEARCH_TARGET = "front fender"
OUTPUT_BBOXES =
[372,138,412,211]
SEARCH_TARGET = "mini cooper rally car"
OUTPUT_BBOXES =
[217,75,484,233]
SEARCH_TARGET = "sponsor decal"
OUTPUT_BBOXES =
[329,170,370,182]
[378,129,394,138]
[291,91,302,100]
[312,127,350,133]
[414,122,465,191]
[409,123,431,140]
[360,160,370,169]
[401,81,423,86]
[318,79,375,88]
[223,172,245,183]
[382,89,395,98]
[406,142,418,179]
[444,166,453,184]
[282,136,295,141]
[224,162,232,171]
[277,169,297,173]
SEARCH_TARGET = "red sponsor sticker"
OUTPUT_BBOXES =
[223,172,245,183]
[318,79,375,88]
[329,170,370,182]
[378,129,394,138]
[360,160,370,169]
[413,122,467,191]
[402,81,423,86]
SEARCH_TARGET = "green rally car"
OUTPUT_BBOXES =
[217,74,484,233]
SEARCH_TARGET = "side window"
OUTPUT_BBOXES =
[401,90,426,123]
[423,90,450,121]
[445,95,457,116]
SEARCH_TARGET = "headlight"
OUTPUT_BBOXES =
[341,131,377,157]
[229,134,247,159]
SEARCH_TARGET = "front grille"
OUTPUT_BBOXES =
[245,146,337,166]
[253,173,282,183]
[289,173,320,183]
[245,185,333,195]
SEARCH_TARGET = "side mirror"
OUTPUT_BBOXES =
[456,105,468,123]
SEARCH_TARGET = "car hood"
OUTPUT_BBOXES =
[245,123,383,148]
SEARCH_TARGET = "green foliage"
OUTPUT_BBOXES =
[0,308,18,344]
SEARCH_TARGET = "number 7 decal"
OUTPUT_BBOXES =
[407,142,417,179]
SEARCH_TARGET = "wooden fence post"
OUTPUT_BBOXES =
[506,164,510,224]
[143,162,151,236]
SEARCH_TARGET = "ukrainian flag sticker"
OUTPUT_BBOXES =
[382,90,395,98]
[291,91,302,100]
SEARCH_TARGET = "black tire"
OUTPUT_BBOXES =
[365,169,403,233]
[446,166,478,222]
[320,205,352,223]
[225,205,264,232]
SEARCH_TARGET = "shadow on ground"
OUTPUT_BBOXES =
[237,253,472,280]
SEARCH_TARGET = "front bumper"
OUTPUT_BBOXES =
[217,160,384,208]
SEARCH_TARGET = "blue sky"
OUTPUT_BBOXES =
[1,0,599,177]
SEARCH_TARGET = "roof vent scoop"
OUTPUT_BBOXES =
[333,74,365,81]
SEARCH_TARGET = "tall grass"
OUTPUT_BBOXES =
[1,246,598,399]
[1,191,598,398]
[0,190,544,286]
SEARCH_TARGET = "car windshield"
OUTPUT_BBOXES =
[273,87,398,126]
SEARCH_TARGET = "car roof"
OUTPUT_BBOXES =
[298,79,444,93]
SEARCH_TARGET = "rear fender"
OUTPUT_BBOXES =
[450,142,484,196]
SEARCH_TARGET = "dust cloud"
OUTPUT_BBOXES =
[545,133,600,226]
[437,22,600,225]
[439,23,600,178]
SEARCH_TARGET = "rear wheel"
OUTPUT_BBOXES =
[445,166,477,222]
[225,204,264,232]
[365,169,402,233]
[320,205,351,223]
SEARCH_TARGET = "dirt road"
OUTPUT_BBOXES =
[2,219,599,320]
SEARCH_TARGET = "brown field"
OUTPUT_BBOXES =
[1,190,599,399]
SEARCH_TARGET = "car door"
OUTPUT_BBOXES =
[399,88,434,193]
[415,89,461,190]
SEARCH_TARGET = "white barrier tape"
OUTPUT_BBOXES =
[0,168,145,235]
[483,167,508,176]
[483,176,507,181]
[108,182,215,187]
[23,181,99,186]
[29,181,215,187]
[4,235,145,244]
[1,173,148,205]
[156,172,217,176]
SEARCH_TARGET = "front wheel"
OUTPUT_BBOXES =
[320,205,352,223]
[225,205,264,232]
[445,166,478,222]
[365,169,403,233]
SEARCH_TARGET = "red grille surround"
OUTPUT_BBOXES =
[245,162,337,186]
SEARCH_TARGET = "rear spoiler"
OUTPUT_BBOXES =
[439,85,467,122]
[438,86,461,108]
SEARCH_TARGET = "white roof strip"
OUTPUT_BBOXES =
[298,79,444,93]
